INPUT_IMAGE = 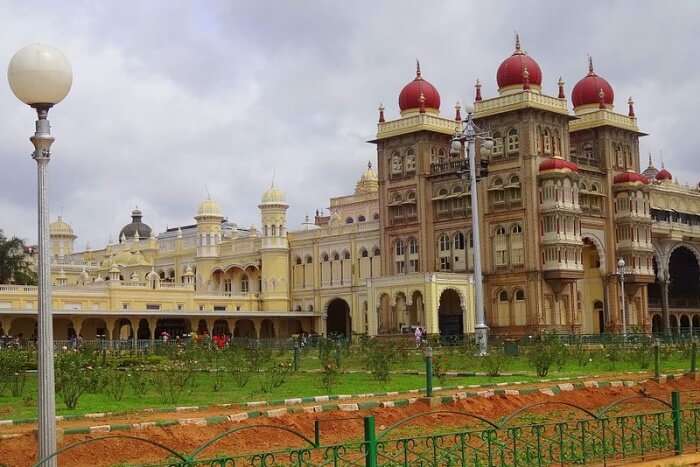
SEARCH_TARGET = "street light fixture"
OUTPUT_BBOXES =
[451,107,492,355]
[617,257,627,340]
[7,43,73,467]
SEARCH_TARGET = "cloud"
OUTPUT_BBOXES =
[0,0,697,246]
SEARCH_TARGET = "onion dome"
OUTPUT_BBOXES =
[496,34,542,93]
[119,208,152,241]
[49,216,76,238]
[571,57,614,111]
[260,182,287,205]
[656,167,672,181]
[196,196,223,218]
[398,61,440,114]
[641,154,659,180]
[355,161,379,194]
[539,157,578,173]
[613,171,649,185]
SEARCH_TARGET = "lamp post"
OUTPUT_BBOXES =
[451,107,493,355]
[7,43,73,466]
[617,257,627,340]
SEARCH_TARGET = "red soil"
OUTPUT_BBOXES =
[1,377,698,467]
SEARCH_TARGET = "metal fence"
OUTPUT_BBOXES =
[34,391,700,467]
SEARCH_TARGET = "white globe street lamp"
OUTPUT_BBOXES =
[617,257,627,340]
[7,43,72,467]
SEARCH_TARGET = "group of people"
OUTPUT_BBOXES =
[414,326,426,348]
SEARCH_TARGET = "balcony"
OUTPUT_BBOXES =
[430,159,468,176]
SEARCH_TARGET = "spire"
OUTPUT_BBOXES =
[418,92,426,113]
[588,55,594,75]
[416,59,422,79]
[368,160,372,169]
[648,152,653,167]
[598,88,606,109]
[454,101,462,122]
[522,66,530,90]
[627,96,635,118]
[557,77,565,99]
[474,79,482,102]
[378,103,385,123]
[514,32,522,54]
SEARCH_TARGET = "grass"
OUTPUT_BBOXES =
[0,344,693,421]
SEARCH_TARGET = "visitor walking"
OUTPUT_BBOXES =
[414,326,422,348]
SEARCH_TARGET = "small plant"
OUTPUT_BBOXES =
[480,350,506,377]
[431,352,449,384]
[602,342,623,370]
[55,350,95,409]
[527,333,565,377]
[0,348,29,397]
[127,368,150,396]
[149,358,196,404]
[259,361,292,393]
[225,346,252,388]
[320,360,339,394]
[103,367,128,401]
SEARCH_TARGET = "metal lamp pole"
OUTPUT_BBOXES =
[452,110,492,355]
[8,44,73,467]
[618,258,627,340]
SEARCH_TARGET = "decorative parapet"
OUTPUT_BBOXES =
[375,113,458,140]
[474,91,569,119]
[569,109,644,134]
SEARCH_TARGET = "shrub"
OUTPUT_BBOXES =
[127,368,150,396]
[259,361,292,393]
[55,350,96,409]
[431,352,449,383]
[480,350,506,377]
[320,360,339,394]
[527,333,566,378]
[0,348,30,397]
[363,339,397,382]
[602,342,623,370]
[103,367,128,401]
[149,360,196,404]
[224,346,252,388]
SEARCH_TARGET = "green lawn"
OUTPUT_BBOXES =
[0,345,693,421]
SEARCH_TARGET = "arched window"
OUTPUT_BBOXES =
[507,128,519,153]
[454,232,465,250]
[509,175,521,202]
[492,177,505,204]
[583,143,594,162]
[405,148,416,172]
[345,217,354,224]
[391,152,403,175]
[295,256,302,265]
[241,275,249,293]
[494,226,508,266]
[373,247,381,256]
[305,255,313,264]
[515,289,525,301]
[543,128,552,154]
[343,250,351,260]
[492,132,504,156]
[360,247,368,258]
[358,215,366,222]
[511,223,524,265]
[408,238,419,255]
[439,234,450,252]
[373,213,380,220]
[322,253,329,262]
[271,225,277,236]
[333,252,340,261]
[394,239,405,256]
[438,188,450,213]
[553,130,561,156]
[499,290,509,302]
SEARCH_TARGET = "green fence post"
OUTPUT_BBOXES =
[314,419,321,448]
[364,415,378,467]
[672,390,683,455]
[425,347,433,398]
[654,343,661,379]
[691,341,697,374]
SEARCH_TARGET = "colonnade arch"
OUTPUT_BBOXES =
[326,298,351,338]
[438,288,464,336]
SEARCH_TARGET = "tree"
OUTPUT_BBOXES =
[0,230,37,285]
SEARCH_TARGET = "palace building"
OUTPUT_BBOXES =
[1,37,699,342]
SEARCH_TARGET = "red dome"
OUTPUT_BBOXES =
[496,36,542,89]
[656,168,672,181]
[539,157,578,173]
[398,62,440,112]
[613,171,649,185]
[571,58,614,108]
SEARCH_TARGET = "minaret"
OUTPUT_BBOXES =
[259,182,290,311]
[195,196,223,258]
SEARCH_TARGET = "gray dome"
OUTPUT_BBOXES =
[119,209,152,241]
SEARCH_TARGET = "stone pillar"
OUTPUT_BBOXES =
[72,317,84,339]
[148,317,158,342]
[661,279,671,337]
[0,316,11,336]
[206,318,216,336]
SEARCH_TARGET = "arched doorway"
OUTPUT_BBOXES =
[137,319,150,340]
[260,319,275,339]
[670,315,679,336]
[593,300,604,334]
[669,247,700,308]
[326,298,351,338]
[652,314,662,335]
[681,315,691,337]
[377,293,393,334]
[579,238,605,334]
[693,315,700,333]
[115,319,133,340]
[438,289,463,336]
[234,319,256,338]
[409,291,424,326]
[212,320,230,337]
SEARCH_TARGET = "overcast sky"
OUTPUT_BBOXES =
[0,1,698,247]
